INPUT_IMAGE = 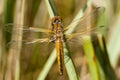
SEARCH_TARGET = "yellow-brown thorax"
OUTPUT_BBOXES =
[51,16,65,42]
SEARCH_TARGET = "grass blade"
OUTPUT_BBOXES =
[64,43,79,80]
[5,0,25,80]
[107,13,120,67]
[82,35,100,80]
[45,0,58,18]
[91,34,116,80]
[37,49,56,80]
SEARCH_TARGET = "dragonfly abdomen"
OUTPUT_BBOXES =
[55,40,64,75]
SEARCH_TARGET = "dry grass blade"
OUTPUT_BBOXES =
[5,0,25,80]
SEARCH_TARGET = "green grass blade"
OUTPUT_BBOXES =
[64,43,79,80]
[82,35,100,80]
[82,33,116,80]
[92,34,107,80]
[45,0,58,18]
[3,0,16,23]
[48,0,58,16]
[3,0,16,45]
[91,34,116,80]
[37,49,56,80]
[107,13,120,67]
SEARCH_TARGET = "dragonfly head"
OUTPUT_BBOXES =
[51,16,62,25]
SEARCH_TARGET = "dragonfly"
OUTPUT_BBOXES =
[4,7,105,75]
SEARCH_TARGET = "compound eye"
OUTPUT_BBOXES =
[51,18,62,26]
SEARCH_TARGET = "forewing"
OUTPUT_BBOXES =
[4,23,52,34]
[64,7,105,32]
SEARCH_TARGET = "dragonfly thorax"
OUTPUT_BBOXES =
[50,16,66,43]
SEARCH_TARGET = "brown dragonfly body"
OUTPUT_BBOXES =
[51,16,65,75]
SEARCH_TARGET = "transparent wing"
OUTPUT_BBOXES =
[66,26,105,39]
[64,7,105,31]
[4,23,53,34]
[66,25,106,47]
[4,23,53,49]
[6,37,52,49]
